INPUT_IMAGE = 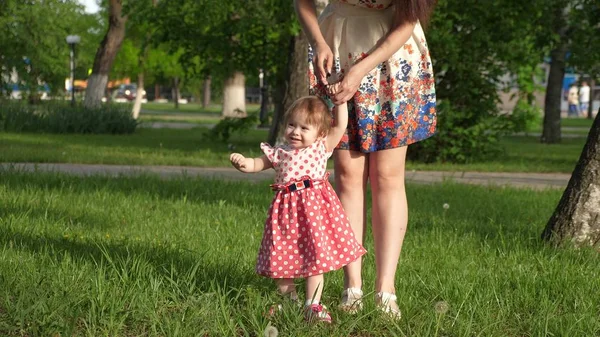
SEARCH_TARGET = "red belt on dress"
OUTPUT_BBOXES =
[270,173,330,193]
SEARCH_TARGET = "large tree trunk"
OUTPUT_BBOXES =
[222,71,246,117]
[541,44,567,144]
[542,107,600,248]
[202,75,211,108]
[267,32,309,144]
[132,72,144,119]
[84,0,127,108]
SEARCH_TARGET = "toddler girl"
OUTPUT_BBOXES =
[229,95,366,323]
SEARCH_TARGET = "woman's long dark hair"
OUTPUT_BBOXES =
[393,0,437,27]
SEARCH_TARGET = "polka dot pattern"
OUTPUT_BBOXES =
[256,139,367,278]
[260,139,332,185]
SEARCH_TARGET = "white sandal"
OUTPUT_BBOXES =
[339,287,363,313]
[375,292,402,320]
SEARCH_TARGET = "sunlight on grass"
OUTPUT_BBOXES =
[1,170,598,336]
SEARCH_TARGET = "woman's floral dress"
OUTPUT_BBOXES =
[309,0,437,152]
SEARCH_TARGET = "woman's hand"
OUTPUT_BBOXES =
[331,68,364,105]
[313,42,334,85]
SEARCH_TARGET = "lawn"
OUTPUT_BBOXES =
[0,170,598,336]
[0,126,586,173]
[141,102,262,115]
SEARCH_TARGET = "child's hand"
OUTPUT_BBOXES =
[230,153,248,171]
[326,82,341,98]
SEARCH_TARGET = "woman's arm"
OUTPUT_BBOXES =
[332,21,417,105]
[294,0,333,84]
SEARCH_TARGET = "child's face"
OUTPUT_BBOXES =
[284,113,321,149]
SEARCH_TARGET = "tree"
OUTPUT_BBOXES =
[84,0,128,108]
[542,107,600,248]
[267,0,329,144]
[540,0,600,143]
[409,0,547,162]
[267,32,308,144]
[155,0,297,118]
[0,0,101,100]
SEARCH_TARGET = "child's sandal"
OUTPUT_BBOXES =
[304,303,333,324]
[375,292,402,320]
[338,287,363,314]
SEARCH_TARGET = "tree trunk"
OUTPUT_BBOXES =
[542,107,600,248]
[132,72,144,119]
[173,77,179,109]
[84,0,127,108]
[268,32,309,144]
[202,75,211,108]
[222,71,246,117]
[541,44,567,144]
[154,83,160,100]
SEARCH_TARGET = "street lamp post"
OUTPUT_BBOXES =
[66,35,80,106]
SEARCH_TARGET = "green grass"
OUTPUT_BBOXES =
[560,118,594,128]
[529,117,594,134]
[0,170,598,336]
[0,128,267,167]
[0,126,586,173]
[407,136,586,173]
[141,102,261,115]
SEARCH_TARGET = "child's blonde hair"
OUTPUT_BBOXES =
[282,96,332,136]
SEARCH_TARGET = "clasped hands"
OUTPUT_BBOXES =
[313,43,362,105]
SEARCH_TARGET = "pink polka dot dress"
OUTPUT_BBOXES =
[256,138,367,279]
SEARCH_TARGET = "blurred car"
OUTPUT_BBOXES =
[112,83,147,103]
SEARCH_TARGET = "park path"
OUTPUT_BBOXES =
[1,162,571,190]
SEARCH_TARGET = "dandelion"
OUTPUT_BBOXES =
[263,324,278,337]
[434,301,449,314]
[443,203,450,210]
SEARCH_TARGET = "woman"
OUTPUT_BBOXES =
[294,0,437,319]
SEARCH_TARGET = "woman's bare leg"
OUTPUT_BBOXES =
[333,149,369,289]
[368,146,408,295]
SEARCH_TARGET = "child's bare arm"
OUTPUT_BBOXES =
[326,94,348,152]
[230,153,273,173]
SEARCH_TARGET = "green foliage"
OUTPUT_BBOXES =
[207,113,259,142]
[409,102,513,163]
[509,100,543,133]
[0,0,103,96]
[155,0,298,88]
[0,101,137,134]
[415,0,548,162]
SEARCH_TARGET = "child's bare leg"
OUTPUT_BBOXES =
[305,274,324,305]
[275,278,298,300]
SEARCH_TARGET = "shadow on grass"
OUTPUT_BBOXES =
[0,224,272,296]
[0,203,116,231]
[0,168,271,210]
[1,169,562,253]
